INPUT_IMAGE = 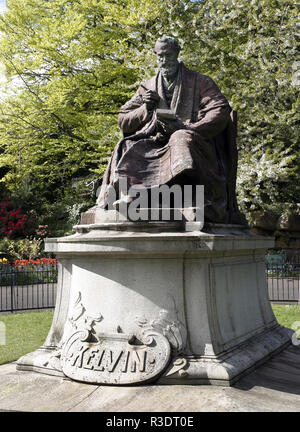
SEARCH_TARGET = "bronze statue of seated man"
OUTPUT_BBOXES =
[97,35,244,224]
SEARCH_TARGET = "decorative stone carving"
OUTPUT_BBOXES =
[68,291,103,332]
[164,357,189,378]
[135,309,185,355]
[61,328,171,385]
[43,291,103,373]
[52,295,172,384]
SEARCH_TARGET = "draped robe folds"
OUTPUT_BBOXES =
[97,62,243,224]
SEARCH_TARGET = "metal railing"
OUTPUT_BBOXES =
[266,251,300,304]
[0,251,299,313]
[0,262,58,313]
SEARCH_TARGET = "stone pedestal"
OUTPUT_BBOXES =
[17,222,292,386]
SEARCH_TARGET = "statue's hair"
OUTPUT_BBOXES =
[154,35,181,53]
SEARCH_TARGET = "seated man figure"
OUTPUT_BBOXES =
[97,35,244,224]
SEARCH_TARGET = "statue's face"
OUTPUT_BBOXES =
[154,42,179,78]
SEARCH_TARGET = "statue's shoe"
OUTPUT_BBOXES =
[113,195,135,210]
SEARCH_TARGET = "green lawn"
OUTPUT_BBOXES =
[0,305,299,366]
[0,310,54,365]
[271,304,300,330]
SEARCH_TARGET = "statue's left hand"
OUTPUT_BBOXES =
[157,116,186,135]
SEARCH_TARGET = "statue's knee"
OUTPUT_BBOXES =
[170,129,193,145]
[171,129,187,139]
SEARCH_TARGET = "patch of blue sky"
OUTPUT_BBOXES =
[0,0,6,15]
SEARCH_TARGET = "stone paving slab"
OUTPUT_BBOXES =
[0,344,299,412]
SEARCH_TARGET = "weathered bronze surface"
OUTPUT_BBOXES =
[97,36,245,224]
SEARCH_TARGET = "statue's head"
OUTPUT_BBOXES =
[154,36,181,79]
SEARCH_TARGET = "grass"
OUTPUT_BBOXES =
[0,310,54,365]
[271,304,300,330]
[0,305,299,366]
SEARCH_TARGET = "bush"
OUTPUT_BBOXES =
[0,238,44,261]
[0,200,37,239]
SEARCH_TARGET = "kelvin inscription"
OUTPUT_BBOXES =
[67,346,152,373]
[61,330,171,385]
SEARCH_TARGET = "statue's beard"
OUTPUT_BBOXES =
[160,64,178,80]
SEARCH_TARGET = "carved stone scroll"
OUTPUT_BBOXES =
[61,328,171,385]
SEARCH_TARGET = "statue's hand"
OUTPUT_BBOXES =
[157,116,186,135]
[142,90,160,109]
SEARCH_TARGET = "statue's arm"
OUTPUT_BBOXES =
[118,90,153,135]
[186,75,231,138]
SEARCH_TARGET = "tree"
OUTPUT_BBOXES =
[179,0,299,212]
[0,0,298,231]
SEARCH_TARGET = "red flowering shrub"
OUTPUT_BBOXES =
[35,225,49,238]
[14,257,58,268]
[0,200,37,239]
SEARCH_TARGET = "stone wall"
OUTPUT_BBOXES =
[250,210,300,252]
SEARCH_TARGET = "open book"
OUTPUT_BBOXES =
[156,109,176,120]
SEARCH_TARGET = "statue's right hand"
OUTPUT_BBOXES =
[142,90,160,108]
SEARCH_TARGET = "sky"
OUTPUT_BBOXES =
[0,0,6,15]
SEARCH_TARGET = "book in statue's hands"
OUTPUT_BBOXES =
[156,109,176,120]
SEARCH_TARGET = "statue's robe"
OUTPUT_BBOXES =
[97,62,243,223]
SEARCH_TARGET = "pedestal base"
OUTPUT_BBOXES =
[17,223,293,385]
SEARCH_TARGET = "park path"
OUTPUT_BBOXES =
[0,344,299,412]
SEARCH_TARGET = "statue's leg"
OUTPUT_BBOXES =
[168,129,229,223]
[168,129,196,177]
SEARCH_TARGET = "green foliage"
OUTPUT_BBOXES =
[179,0,299,212]
[0,0,298,222]
[37,180,95,236]
[0,237,44,260]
